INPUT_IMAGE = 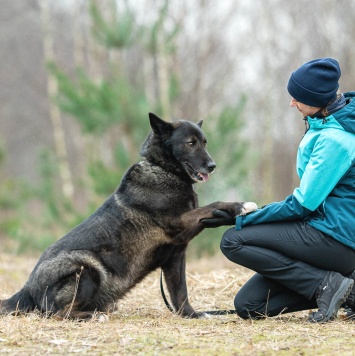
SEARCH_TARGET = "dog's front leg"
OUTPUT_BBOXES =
[161,248,206,318]
[176,202,242,243]
[176,201,257,243]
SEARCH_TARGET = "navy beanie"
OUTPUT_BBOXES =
[287,58,341,107]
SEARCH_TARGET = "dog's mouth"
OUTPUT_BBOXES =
[194,172,210,182]
[184,162,212,182]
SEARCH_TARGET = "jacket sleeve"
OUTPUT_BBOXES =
[235,194,312,230]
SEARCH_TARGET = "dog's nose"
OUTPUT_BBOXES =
[207,162,216,173]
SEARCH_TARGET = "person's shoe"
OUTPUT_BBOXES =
[308,272,354,323]
[345,270,355,311]
[345,308,355,320]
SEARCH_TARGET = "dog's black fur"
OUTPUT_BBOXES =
[0,113,256,319]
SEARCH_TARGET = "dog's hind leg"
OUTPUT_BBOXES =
[49,265,106,317]
[161,248,207,318]
[27,251,111,315]
[51,266,112,322]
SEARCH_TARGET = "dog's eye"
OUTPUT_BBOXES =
[187,141,196,147]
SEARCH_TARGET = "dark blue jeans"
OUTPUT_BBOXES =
[220,221,355,319]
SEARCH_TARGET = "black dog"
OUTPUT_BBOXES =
[0,113,256,319]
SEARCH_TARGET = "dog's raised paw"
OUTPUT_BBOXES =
[241,202,258,215]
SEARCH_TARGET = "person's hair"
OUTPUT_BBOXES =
[321,91,341,116]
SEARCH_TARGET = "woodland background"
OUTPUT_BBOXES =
[0,0,354,256]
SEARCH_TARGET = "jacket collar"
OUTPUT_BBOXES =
[304,92,355,134]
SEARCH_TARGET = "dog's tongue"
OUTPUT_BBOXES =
[199,173,209,182]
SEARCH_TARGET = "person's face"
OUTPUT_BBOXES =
[290,98,321,117]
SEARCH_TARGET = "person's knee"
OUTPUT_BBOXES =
[234,295,251,319]
[234,294,265,320]
[220,228,240,260]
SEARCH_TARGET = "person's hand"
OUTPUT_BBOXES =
[201,209,236,228]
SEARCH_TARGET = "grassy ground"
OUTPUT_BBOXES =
[0,253,354,355]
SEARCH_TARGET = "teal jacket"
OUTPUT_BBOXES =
[236,92,355,250]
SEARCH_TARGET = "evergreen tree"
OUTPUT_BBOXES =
[49,0,150,197]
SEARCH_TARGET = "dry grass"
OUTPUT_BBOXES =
[1,253,354,355]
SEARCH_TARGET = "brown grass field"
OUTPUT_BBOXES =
[0,253,354,355]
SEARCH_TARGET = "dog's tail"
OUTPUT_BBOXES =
[0,288,36,315]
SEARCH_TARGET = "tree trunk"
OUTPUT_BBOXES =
[40,0,74,199]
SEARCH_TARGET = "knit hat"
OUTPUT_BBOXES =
[287,58,341,107]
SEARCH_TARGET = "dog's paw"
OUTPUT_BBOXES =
[81,312,109,323]
[240,202,258,215]
[184,311,211,319]
[96,313,110,323]
[196,312,211,319]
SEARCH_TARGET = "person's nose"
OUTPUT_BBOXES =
[290,98,297,107]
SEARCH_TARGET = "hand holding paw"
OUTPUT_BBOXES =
[201,210,236,228]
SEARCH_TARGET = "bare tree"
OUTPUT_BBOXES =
[40,0,74,198]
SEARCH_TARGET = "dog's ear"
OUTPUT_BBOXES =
[197,120,203,128]
[149,112,173,136]
[141,113,173,157]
